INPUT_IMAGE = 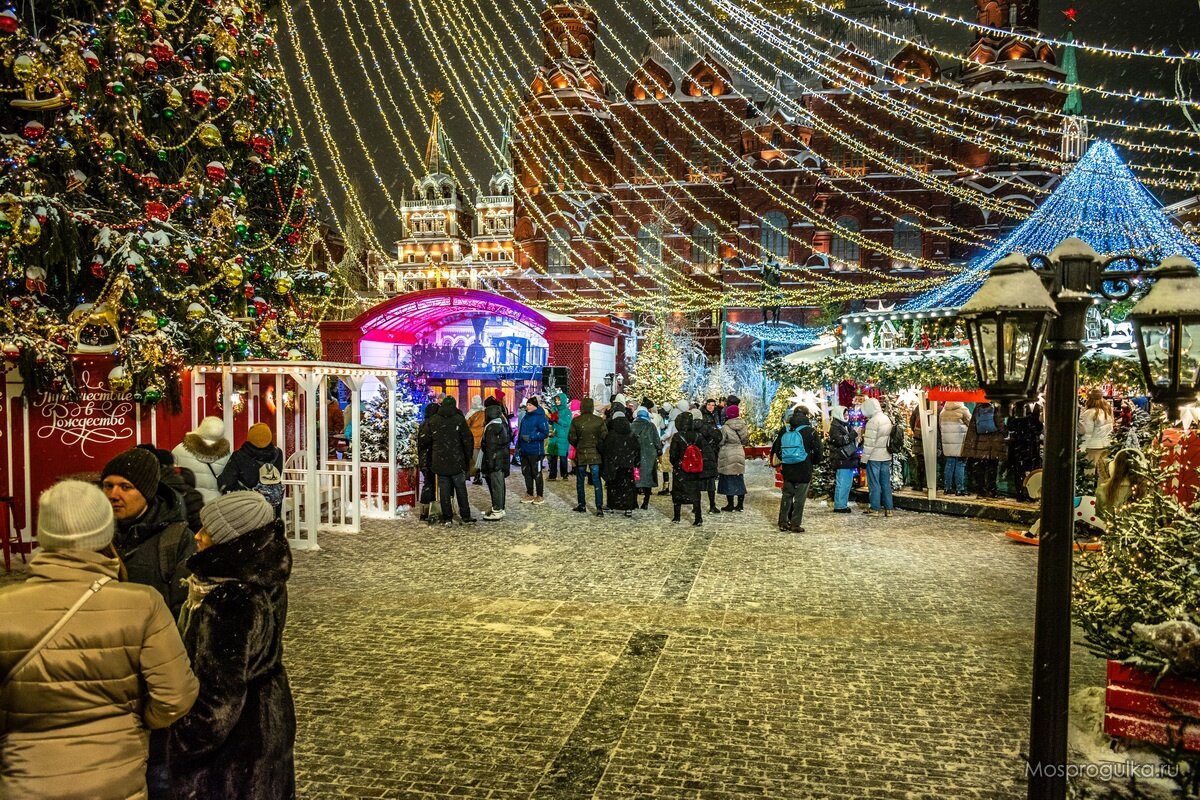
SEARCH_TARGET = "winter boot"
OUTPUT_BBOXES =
[722,495,735,512]
[735,495,745,512]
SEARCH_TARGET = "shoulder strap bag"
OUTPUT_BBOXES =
[2,576,111,688]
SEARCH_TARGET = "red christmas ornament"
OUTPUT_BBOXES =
[205,160,226,182]
[50,377,64,392]
[22,120,45,141]
[2,342,21,360]
[150,38,173,62]
[244,285,255,299]
[176,258,189,273]
[82,49,100,70]
[90,261,105,279]
[1063,7,1078,22]
[143,56,158,73]
[245,91,257,111]
[144,200,169,221]
[190,82,211,107]
[215,95,230,111]
[285,231,301,245]
[250,134,272,156]
[0,10,19,33]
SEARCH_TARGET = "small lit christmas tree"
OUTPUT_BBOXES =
[1075,444,1200,678]
[358,387,419,468]
[627,323,686,405]
[0,0,340,403]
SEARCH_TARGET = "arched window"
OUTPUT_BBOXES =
[760,211,789,262]
[636,225,662,270]
[547,227,571,273]
[691,222,718,269]
[830,216,860,269]
[892,215,922,259]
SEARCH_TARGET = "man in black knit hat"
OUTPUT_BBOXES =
[100,447,195,615]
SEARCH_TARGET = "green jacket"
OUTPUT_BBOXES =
[546,392,572,456]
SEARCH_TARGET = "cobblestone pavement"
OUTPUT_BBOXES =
[1,463,1110,799]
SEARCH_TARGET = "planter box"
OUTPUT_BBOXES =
[359,465,418,509]
[1104,660,1200,752]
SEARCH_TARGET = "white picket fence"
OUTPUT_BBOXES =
[280,453,413,550]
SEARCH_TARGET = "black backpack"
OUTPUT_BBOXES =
[886,416,907,455]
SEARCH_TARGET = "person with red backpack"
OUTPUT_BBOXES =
[770,406,823,532]
[669,413,705,525]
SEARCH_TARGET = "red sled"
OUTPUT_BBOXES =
[1005,529,1102,552]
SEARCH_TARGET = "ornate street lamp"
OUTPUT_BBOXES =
[960,238,1200,800]
[1128,256,1200,417]
[959,254,1058,404]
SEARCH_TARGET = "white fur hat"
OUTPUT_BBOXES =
[195,416,225,443]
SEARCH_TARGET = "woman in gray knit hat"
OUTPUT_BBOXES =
[0,480,197,799]
[168,491,295,799]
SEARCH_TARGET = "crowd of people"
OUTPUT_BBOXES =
[1,416,296,799]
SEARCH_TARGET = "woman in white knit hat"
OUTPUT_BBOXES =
[168,491,295,799]
[0,480,198,799]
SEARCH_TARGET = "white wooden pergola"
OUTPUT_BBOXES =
[191,361,400,550]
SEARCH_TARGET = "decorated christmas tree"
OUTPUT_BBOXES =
[627,323,686,405]
[1075,445,1200,678]
[358,386,419,468]
[0,0,337,403]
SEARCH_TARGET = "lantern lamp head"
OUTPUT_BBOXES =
[1128,256,1200,419]
[959,254,1058,404]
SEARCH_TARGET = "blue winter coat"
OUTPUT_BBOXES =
[546,393,572,457]
[517,407,550,456]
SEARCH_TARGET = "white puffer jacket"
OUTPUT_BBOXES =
[1078,408,1114,450]
[861,398,894,462]
[171,416,232,501]
[939,402,972,458]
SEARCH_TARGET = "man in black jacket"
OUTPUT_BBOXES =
[690,407,723,514]
[770,407,824,533]
[481,402,512,521]
[422,396,476,525]
[101,447,195,615]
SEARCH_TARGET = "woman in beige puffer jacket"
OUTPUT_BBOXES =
[0,480,198,800]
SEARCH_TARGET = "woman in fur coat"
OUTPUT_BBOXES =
[716,404,750,511]
[601,415,641,516]
[631,407,662,509]
[169,492,295,800]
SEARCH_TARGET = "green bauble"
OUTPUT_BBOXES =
[213,338,229,353]
[112,150,127,164]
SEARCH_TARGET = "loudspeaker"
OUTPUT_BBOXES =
[541,366,569,392]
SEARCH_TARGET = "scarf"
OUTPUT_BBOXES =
[177,573,232,635]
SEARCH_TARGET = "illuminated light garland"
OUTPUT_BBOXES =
[277,1,388,250]
[784,0,1200,114]
[292,1,406,222]
[453,0,983,283]
[407,0,724,306]
[423,0,941,306]
[730,0,1200,187]
[855,0,1200,64]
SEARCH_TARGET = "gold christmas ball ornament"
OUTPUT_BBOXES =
[18,216,41,244]
[273,273,294,294]
[136,310,158,332]
[12,54,38,84]
[185,302,206,321]
[220,260,243,287]
[231,120,252,143]
[197,123,222,148]
[166,86,183,109]
[107,366,133,394]
[98,132,115,152]
[139,0,157,12]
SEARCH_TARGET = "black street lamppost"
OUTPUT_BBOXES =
[959,238,1200,800]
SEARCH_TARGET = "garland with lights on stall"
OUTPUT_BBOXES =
[0,0,340,406]
[763,355,978,396]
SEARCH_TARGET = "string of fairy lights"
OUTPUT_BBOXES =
[275,0,1200,313]
[415,0,964,299]
[734,0,1200,186]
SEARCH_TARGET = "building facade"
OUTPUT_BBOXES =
[380,0,1069,330]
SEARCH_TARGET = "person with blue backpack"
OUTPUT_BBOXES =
[962,401,1006,498]
[770,406,823,532]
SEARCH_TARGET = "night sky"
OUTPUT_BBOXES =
[274,0,1200,243]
